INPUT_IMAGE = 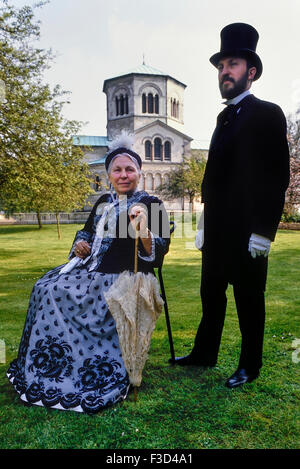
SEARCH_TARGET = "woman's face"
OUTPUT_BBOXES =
[108,154,141,195]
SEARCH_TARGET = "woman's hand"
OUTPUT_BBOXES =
[129,205,152,256]
[74,240,91,259]
[129,205,149,238]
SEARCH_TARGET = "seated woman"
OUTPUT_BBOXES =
[7,133,170,414]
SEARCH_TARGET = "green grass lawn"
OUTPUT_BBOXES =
[0,224,299,449]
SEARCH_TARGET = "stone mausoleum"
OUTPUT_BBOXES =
[74,63,207,211]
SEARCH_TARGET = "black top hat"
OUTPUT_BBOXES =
[210,23,263,81]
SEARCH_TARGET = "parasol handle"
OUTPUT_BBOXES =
[134,223,139,402]
[134,222,140,274]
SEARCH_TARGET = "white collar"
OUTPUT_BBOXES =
[223,90,251,106]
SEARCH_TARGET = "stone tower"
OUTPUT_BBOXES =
[103,63,187,139]
[74,63,195,210]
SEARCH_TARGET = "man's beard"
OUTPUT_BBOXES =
[219,70,249,99]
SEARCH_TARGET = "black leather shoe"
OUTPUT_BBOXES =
[225,368,259,388]
[169,354,215,367]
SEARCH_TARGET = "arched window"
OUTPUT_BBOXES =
[154,173,162,190]
[171,98,179,118]
[154,94,159,114]
[115,93,129,116]
[120,95,124,115]
[154,138,162,160]
[145,140,152,160]
[141,92,159,114]
[148,93,153,113]
[138,173,145,190]
[95,175,101,191]
[163,173,170,185]
[146,173,153,190]
[142,93,147,113]
[164,141,171,160]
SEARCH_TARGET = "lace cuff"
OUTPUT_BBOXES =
[138,231,155,262]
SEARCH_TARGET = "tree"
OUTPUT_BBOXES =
[0,114,93,233]
[284,110,300,218]
[157,153,206,211]
[0,0,53,179]
[44,123,94,239]
[0,1,93,232]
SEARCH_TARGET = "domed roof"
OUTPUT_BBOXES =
[119,63,166,76]
[103,63,186,89]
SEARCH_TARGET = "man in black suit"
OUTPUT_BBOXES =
[172,23,290,388]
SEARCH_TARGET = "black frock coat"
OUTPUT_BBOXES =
[201,94,290,288]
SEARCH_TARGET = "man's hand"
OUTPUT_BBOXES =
[195,208,204,250]
[248,233,271,258]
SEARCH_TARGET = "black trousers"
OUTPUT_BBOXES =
[191,253,267,373]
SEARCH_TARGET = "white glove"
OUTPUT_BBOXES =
[195,229,204,250]
[195,208,204,250]
[248,233,271,258]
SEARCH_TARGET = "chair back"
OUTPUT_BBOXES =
[157,219,176,362]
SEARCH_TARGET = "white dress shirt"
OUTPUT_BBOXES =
[223,89,251,106]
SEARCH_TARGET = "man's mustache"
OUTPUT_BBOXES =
[221,76,235,85]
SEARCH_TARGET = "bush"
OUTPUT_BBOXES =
[281,212,300,223]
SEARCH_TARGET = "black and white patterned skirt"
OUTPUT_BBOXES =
[7,265,130,414]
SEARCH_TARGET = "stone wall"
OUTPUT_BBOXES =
[11,212,90,225]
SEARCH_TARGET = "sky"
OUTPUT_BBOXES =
[11,0,300,149]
